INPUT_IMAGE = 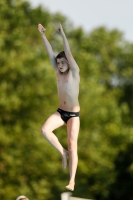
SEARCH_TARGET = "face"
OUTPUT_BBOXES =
[57,58,69,73]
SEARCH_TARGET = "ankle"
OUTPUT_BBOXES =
[69,181,75,184]
[63,149,68,156]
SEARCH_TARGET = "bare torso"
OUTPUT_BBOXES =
[56,69,80,112]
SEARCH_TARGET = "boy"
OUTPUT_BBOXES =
[38,23,80,191]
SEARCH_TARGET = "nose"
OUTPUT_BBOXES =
[59,63,63,68]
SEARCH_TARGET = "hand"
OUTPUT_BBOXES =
[38,24,46,34]
[57,23,64,35]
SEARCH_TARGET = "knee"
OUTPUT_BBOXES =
[41,124,49,136]
[68,141,77,154]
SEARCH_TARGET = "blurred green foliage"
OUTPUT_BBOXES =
[0,0,133,200]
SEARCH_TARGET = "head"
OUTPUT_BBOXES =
[55,51,69,73]
[16,195,29,200]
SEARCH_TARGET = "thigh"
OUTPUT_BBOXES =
[42,111,65,132]
[67,117,80,143]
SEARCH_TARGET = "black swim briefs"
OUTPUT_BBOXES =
[57,108,80,124]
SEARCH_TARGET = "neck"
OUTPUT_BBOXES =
[59,68,69,74]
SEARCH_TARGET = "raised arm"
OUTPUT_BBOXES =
[58,23,79,72]
[38,24,57,70]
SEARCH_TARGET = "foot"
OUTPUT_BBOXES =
[62,150,69,170]
[65,182,75,191]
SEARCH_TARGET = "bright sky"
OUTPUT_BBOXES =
[27,0,133,42]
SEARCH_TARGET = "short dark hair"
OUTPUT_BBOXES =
[55,51,67,62]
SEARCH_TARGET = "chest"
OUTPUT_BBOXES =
[57,72,74,90]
